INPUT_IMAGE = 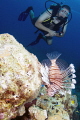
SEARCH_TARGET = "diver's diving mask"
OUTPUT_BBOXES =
[59,8,70,17]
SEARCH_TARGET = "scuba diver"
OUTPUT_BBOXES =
[18,0,72,46]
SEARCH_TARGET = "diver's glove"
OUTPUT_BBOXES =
[18,6,33,21]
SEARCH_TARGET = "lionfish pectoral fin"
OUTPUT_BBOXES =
[46,51,61,60]
[41,59,52,68]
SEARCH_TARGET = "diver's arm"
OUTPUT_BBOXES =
[55,21,68,37]
[35,10,52,32]
[45,23,68,37]
[35,9,56,36]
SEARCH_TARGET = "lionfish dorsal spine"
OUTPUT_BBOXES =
[46,51,61,61]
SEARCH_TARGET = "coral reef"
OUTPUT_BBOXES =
[21,51,78,120]
[29,105,47,120]
[0,33,43,120]
[27,86,78,120]
[0,33,78,120]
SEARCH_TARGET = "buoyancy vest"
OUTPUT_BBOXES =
[34,5,67,34]
[42,5,67,32]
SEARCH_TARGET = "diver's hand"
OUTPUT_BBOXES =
[45,30,56,37]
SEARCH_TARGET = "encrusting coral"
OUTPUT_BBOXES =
[0,33,44,120]
[29,105,47,120]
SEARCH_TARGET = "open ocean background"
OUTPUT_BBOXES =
[0,0,80,116]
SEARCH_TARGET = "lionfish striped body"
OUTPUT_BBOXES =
[41,51,76,96]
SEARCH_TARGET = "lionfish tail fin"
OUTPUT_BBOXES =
[46,51,61,61]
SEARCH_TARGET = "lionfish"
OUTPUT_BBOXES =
[41,51,76,96]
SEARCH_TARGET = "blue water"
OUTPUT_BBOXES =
[0,0,80,69]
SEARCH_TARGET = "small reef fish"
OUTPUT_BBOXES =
[71,100,75,105]
[42,51,76,96]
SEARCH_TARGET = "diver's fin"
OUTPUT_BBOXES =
[27,33,43,47]
[27,40,40,47]
[18,6,33,21]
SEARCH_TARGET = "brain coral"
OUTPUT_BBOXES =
[0,34,42,120]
